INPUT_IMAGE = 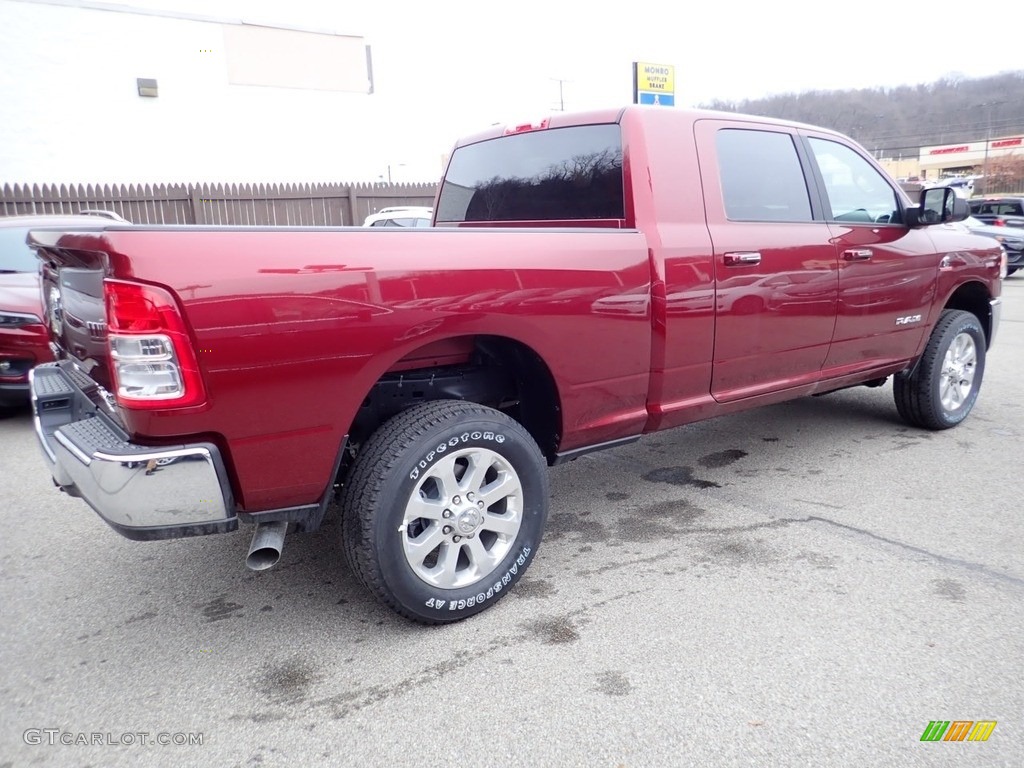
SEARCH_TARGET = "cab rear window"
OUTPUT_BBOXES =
[436,124,624,223]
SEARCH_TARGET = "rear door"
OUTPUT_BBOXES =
[801,134,938,372]
[695,120,838,402]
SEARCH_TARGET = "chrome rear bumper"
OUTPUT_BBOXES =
[30,363,237,540]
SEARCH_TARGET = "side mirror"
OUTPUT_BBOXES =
[908,187,969,228]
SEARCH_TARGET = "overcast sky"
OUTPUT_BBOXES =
[6,0,1024,183]
[195,0,1024,174]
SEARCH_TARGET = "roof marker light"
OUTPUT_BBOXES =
[503,118,550,135]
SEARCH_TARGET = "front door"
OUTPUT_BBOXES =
[802,135,936,373]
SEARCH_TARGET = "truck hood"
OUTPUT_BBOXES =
[0,272,44,318]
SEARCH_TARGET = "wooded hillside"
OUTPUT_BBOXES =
[701,71,1024,158]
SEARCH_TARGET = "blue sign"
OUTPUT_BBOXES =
[638,92,675,106]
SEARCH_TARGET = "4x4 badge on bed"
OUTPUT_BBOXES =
[896,314,922,325]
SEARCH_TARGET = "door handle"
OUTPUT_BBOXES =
[723,251,762,267]
[842,248,873,261]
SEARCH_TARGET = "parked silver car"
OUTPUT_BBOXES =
[963,215,1023,275]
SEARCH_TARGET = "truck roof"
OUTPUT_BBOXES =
[451,105,841,148]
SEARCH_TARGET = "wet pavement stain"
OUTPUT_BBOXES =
[700,537,777,567]
[595,671,633,696]
[545,512,610,543]
[639,499,705,524]
[617,516,677,542]
[643,466,720,489]
[200,595,244,622]
[606,491,630,502]
[932,578,966,603]
[256,657,320,704]
[513,578,557,600]
[123,611,157,625]
[525,615,581,645]
[698,449,748,468]
[617,499,705,542]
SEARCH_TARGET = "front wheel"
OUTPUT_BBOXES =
[893,309,986,430]
[340,400,549,623]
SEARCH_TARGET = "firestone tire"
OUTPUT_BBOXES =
[340,400,548,624]
[893,309,986,430]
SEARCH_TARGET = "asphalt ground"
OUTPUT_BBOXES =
[2,277,1022,767]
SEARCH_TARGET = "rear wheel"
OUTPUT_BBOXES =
[893,309,986,430]
[340,400,548,623]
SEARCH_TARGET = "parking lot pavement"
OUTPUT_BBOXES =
[2,277,1023,767]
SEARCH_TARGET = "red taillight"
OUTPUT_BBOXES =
[103,279,206,409]
[993,220,1005,226]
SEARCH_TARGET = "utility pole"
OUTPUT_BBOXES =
[979,100,1006,189]
[550,78,569,111]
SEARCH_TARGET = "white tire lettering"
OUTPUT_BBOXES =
[483,431,494,440]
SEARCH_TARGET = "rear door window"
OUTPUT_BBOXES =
[436,124,624,223]
[715,129,813,222]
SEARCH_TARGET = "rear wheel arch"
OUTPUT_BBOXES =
[348,334,562,464]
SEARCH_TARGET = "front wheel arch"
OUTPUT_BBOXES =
[894,309,986,430]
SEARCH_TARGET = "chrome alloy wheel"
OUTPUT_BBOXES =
[940,331,977,412]
[401,447,523,589]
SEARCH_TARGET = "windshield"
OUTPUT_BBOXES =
[0,227,39,272]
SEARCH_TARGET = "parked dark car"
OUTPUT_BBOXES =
[963,215,1024,275]
[968,197,1024,228]
[0,212,126,408]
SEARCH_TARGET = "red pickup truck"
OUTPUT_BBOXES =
[27,106,1005,623]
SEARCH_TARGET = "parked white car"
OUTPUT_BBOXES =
[362,206,433,227]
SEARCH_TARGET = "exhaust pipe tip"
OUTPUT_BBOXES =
[246,521,288,571]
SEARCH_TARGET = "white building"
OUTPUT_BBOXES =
[0,0,444,184]
[918,135,1024,179]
